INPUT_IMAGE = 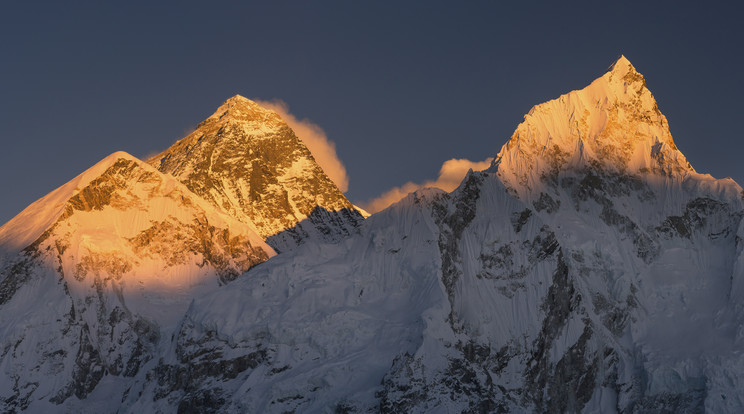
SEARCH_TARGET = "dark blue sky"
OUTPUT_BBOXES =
[1,1,742,224]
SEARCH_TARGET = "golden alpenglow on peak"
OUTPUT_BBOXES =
[489,55,695,200]
[607,54,636,76]
[204,94,284,126]
[149,95,365,252]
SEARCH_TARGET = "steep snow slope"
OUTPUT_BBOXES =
[0,152,274,412]
[148,96,365,252]
[121,57,744,413]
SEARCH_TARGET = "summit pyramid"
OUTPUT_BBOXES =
[148,95,365,252]
[489,55,697,200]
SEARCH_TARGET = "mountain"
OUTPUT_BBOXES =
[2,56,744,413]
[148,95,365,252]
[118,57,744,413]
[0,94,366,412]
[0,152,274,412]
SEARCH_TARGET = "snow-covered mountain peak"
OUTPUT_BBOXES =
[489,56,695,199]
[149,95,365,251]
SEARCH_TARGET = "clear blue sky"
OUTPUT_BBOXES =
[1,1,742,224]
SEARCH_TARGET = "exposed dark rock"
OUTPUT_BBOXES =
[511,208,533,233]
[656,197,736,241]
[524,252,589,411]
[534,192,561,214]
[51,325,105,403]
[433,171,483,322]
[545,324,598,413]
[0,254,37,306]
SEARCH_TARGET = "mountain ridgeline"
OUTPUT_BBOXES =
[1,57,744,413]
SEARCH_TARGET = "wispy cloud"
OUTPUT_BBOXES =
[256,99,349,192]
[361,157,493,213]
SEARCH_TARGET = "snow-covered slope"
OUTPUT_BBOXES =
[117,57,744,413]
[0,152,274,412]
[148,95,365,252]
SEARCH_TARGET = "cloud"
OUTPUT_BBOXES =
[255,99,349,192]
[361,157,494,214]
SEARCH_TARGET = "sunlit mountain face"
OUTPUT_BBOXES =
[147,95,366,253]
[1,57,744,413]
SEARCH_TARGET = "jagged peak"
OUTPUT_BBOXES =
[224,94,251,103]
[602,54,649,94]
[147,94,361,243]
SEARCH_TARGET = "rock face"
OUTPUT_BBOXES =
[148,95,365,252]
[2,57,744,413]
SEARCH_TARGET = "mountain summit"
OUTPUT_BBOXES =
[122,57,743,412]
[149,95,364,251]
[206,95,285,125]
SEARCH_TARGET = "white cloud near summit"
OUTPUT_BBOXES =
[256,99,350,192]
[361,157,494,214]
